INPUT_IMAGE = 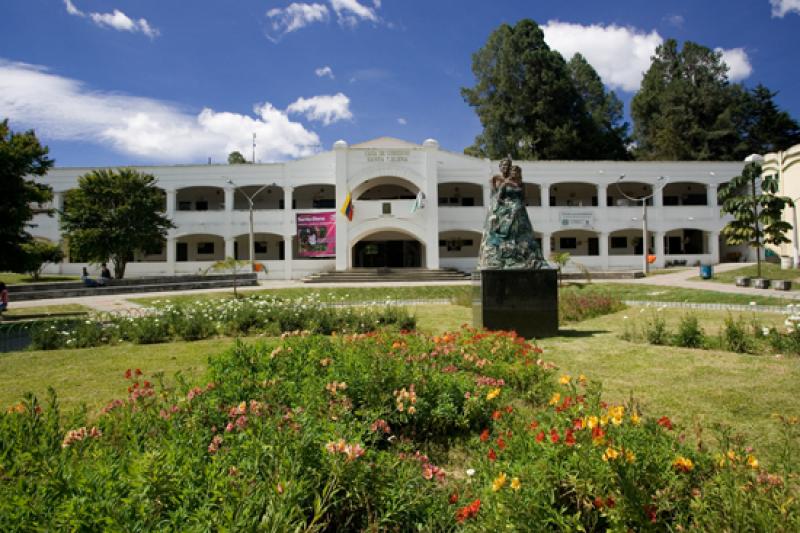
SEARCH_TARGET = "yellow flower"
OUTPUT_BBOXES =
[630,413,641,426]
[609,405,625,426]
[510,477,521,491]
[726,450,738,462]
[625,450,636,463]
[548,392,561,406]
[586,416,599,429]
[492,472,507,492]
[559,374,571,385]
[602,447,620,462]
[486,388,501,401]
[578,374,587,385]
[673,456,694,472]
[407,406,416,415]
[747,455,759,469]
[600,414,609,427]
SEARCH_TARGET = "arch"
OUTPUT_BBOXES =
[354,176,419,200]
[662,182,708,206]
[437,182,484,207]
[175,186,226,211]
[608,229,655,256]
[548,182,598,207]
[551,229,601,256]
[174,233,224,261]
[233,232,285,261]
[663,228,709,255]
[349,165,426,198]
[232,185,284,210]
[351,228,426,268]
[524,183,541,206]
[608,181,653,207]
[439,229,482,258]
[293,184,335,209]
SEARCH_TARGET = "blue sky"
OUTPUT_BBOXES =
[1,0,799,167]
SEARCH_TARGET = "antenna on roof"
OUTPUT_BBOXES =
[252,133,256,164]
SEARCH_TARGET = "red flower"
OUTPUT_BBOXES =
[135,368,142,376]
[488,448,497,461]
[593,496,604,510]
[573,418,584,430]
[479,428,490,442]
[496,436,506,450]
[549,428,560,444]
[565,429,576,447]
[455,498,481,523]
[505,405,513,414]
[606,496,616,508]
[535,431,545,443]
[492,410,502,420]
[644,504,658,523]
[124,368,132,379]
[529,420,539,430]
[657,416,673,430]
[449,492,459,505]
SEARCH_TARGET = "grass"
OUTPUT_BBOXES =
[564,282,794,306]
[2,303,90,318]
[1,303,797,466]
[697,262,800,286]
[0,273,79,285]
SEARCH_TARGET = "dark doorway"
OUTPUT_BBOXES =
[176,242,188,262]
[352,240,422,268]
[588,238,599,256]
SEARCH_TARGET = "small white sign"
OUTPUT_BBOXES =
[560,212,594,228]
[365,149,410,163]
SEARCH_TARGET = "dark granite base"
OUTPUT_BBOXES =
[472,269,559,339]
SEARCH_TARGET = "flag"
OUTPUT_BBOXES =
[341,192,353,221]
[411,191,426,213]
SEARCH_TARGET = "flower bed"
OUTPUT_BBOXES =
[1,327,797,529]
[28,295,416,350]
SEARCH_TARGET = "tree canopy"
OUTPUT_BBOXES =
[60,168,175,279]
[0,119,54,272]
[228,151,248,164]
[461,19,629,160]
[718,161,793,278]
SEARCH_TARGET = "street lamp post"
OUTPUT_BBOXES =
[226,179,270,273]
[614,175,669,275]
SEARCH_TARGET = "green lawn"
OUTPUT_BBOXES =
[2,303,90,318]
[0,273,79,285]
[566,282,793,306]
[1,303,797,466]
[697,262,800,286]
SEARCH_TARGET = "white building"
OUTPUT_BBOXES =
[33,136,749,279]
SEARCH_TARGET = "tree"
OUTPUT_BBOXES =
[20,240,64,280]
[567,53,631,160]
[739,84,800,155]
[632,40,742,161]
[60,168,175,279]
[462,19,624,160]
[0,119,54,271]
[228,151,248,164]
[209,257,250,298]
[718,161,793,278]
[549,252,571,287]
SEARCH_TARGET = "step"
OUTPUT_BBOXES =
[11,278,259,301]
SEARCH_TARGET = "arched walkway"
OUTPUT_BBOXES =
[608,182,653,207]
[663,182,708,206]
[354,176,419,200]
[549,182,598,207]
[176,187,225,211]
[174,233,224,261]
[294,184,335,209]
[351,230,425,268]
[438,183,484,207]
[232,185,284,210]
[608,229,655,255]
[551,229,601,256]
[233,232,284,260]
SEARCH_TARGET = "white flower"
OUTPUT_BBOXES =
[762,327,770,336]
[623,316,629,320]
[466,468,476,477]
[750,301,757,306]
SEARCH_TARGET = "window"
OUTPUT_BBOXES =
[610,237,628,248]
[559,238,577,249]
[462,197,475,206]
[382,202,392,215]
[254,241,267,254]
[178,201,192,211]
[195,200,208,211]
[197,242,214,254]
[313,199,335,208]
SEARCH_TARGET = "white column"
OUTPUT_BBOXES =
[165,189,176,218]
[653,186,663,208]
[225,236,235,259]
[707,184,718,207]
[224,187,234,211]
[655,231,665,268]
[599,231,609,270]
[542,232,552,260]
[334,140,349,271]
[423,139,440,270]
[709,231,720,264]
[540,183,550,209]
[53,191,64,212]
[284,235,293,280]
[597,184,607,208]
[166,236,176,274]
[224,187,234,258]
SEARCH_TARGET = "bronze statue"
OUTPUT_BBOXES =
[478,157,547,269]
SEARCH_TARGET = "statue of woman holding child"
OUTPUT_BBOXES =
[478,156,547,269]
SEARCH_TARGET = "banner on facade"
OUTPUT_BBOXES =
[297,212,336,257]
[559,212,594,229]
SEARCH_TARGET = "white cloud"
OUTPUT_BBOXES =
[0,59,321,162]
[315,66,335,79]
[542,21,662,92]
[665,14,684,27]
[397,117,407,125]
[64,1,159,39]
[771,0,800,17]
[266,3,329,41]
[716,47,753,81]
[330,0,378,27]
[286,93,352,125]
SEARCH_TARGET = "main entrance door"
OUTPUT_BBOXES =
[352,240,422,268]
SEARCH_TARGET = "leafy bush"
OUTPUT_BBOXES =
[2,329,797,530]
[674,313,705,348]
[645,311,670,345]
[722,315,752,354]
[559,291,625,322]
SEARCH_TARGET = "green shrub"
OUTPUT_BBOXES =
[721,315,752,353]
[645,311,670,345]
[559,290,625,322]
[674,313,705,348]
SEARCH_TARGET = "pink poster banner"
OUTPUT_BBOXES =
[296,212,336,258]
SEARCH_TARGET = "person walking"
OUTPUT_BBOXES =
[0,282,8,315]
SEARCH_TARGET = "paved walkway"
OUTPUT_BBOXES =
[8,263,799,314]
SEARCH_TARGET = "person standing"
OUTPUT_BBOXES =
[0,282,8,315]
[99,263,112,285]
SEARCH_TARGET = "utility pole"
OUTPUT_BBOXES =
[614,175,669,275]
[252,133,256,164]
[226,178,269,273]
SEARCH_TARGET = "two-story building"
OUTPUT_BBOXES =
[32,136,750,278]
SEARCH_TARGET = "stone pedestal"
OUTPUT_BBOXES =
[473,269,559,339]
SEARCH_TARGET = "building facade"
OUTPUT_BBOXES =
[33,136,749,279]
[764,143,800,265]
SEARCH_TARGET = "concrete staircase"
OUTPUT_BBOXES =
[303,268,471,284]
[8,273,259,301]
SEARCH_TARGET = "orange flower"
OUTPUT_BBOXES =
[488,448,497,461]
[496,436,506,450]
[673,456,694,472]
[479,428,490,442]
